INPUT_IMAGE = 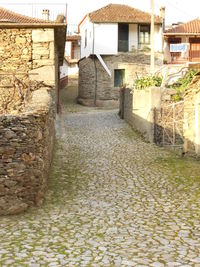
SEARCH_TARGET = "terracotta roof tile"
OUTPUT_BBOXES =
[87,4,162,24]
[165,19,200,34]
[0,6,50,24]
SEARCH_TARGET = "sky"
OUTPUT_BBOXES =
[1,0,200,27]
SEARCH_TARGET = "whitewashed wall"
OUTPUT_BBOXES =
[80,17,118,57]
[68,65,79,76]
[93,23,118,55]
[80,16,163,58]
[129,24,138,51]
[65,42,71,57]
[60,60,68,79]
[154,24,162,52]
[80,17,94,58]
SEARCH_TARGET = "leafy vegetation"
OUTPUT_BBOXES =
[134,75,163,90]
[170,69,199,101]
[140,45,151,52]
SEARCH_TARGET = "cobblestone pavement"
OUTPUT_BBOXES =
[0,86,200,266]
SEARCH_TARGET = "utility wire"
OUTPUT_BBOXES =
[164,0,194,18]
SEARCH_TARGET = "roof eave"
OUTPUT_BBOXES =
[0,22,67,28]
[78,15,89,32]
[90,20,162,24]
[164,32,200,35]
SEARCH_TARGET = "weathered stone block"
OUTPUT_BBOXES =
[29,66,55,85]
[32,29,54,43]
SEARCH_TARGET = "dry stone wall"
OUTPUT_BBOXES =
[0,29,32,72]
[78,53,163,107]
[0,89,56,215]
[32,29,55,69]
[0,27,57,215]
[0,28,56,86]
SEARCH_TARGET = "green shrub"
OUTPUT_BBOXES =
[170,69,198,101]
[135,75,163,90]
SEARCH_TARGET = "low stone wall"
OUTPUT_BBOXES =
[78,53,163,107]
[0,88,55,215]
[184,88,200,155]
[120,87,161,142]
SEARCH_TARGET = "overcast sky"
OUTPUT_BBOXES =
[2,0,199,26]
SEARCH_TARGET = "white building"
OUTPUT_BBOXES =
[60,35,81,87]
[65,35,81,76]
[78,4,164,107]
[79,4,163,59]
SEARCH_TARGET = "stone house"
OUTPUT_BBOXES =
[77,4,164,107]
[164,19,200,64]
[0,6,66,110]
[0,7,66,215]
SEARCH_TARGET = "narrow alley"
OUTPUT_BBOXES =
[0,85,200,267]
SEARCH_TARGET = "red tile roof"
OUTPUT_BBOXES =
[165,19,200,35]
[0,6,49,24]
[86,4,162,24]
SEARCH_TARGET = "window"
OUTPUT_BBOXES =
[85,29,87,47]
[114,69,125,87]
[138,25,150,44]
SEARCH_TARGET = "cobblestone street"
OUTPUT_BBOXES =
[0,85,200,266]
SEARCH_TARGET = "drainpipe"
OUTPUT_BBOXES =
[93,23,97,107]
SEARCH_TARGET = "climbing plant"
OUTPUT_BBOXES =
[170,69,199,101]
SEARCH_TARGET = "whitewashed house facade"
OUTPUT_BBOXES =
[78,4,164,107]
[79,4,163,58]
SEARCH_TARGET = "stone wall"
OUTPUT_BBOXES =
[0,29,32,72]
[120,87,161,142]
[0,88,55,215]
[183,78,200,155]
[0,27,58,215]
[0,28,56,86]
[78,53,163,107]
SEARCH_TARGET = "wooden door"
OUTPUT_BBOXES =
[118,24,129,52]
[189,38,200,62]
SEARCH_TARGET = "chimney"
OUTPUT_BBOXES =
[42,9,50,21]
[160,6,166,31]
